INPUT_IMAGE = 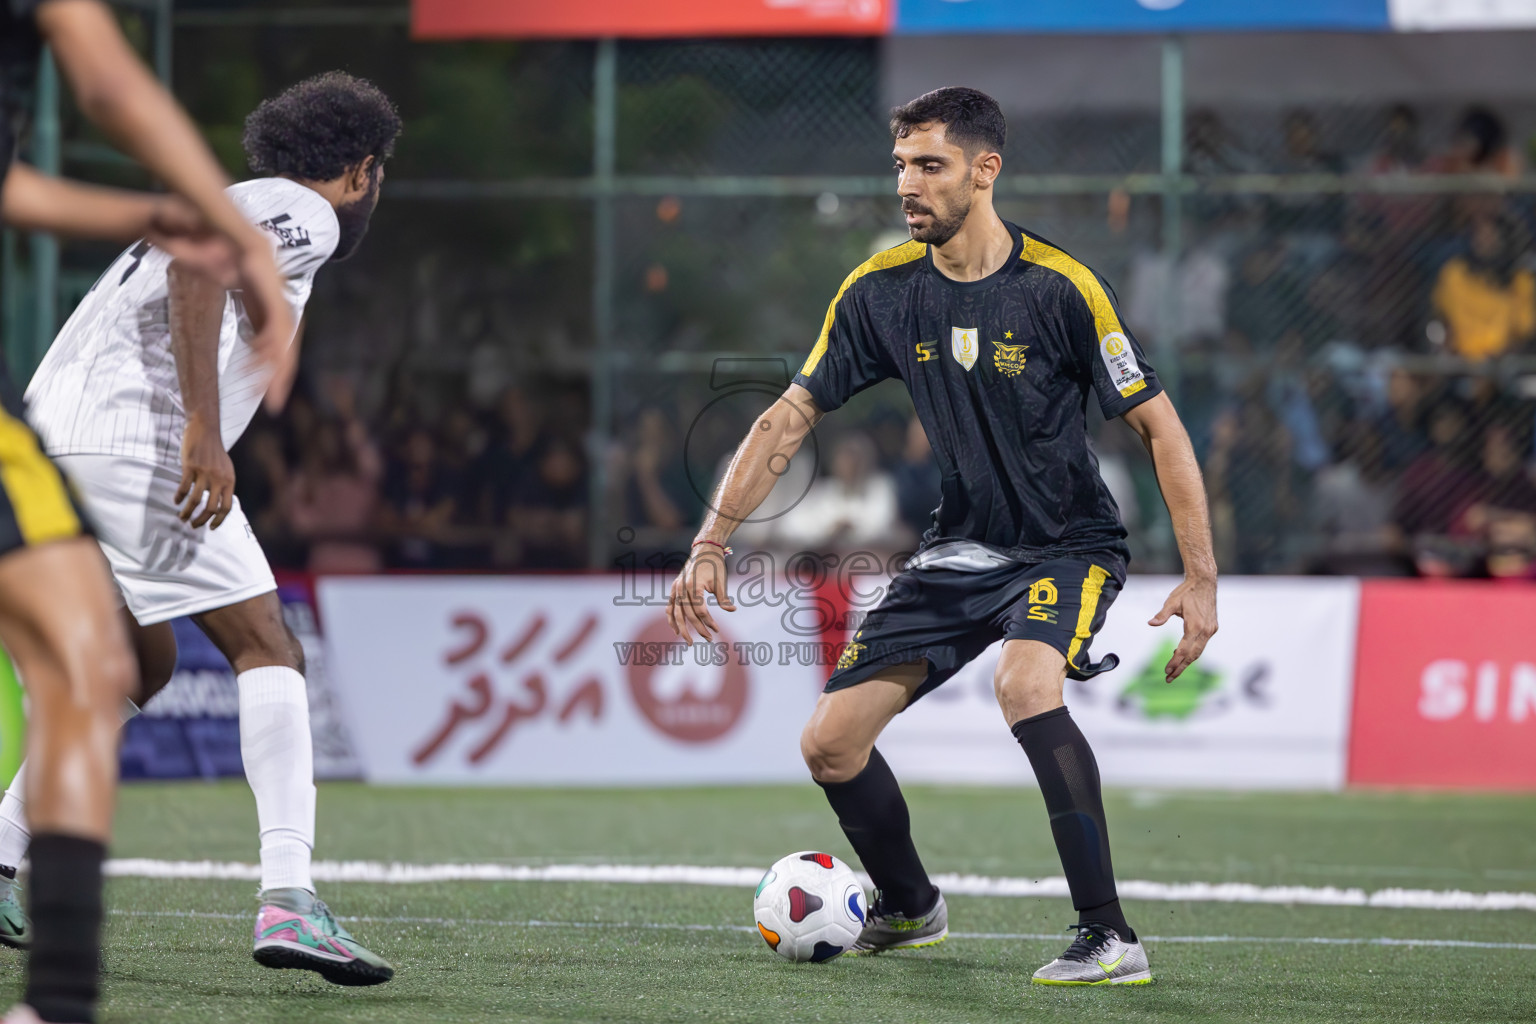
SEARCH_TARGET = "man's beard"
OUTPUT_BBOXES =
[903,191,970,246]
[330,176,380,262]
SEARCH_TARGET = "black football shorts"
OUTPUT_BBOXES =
[825,553,1125,705]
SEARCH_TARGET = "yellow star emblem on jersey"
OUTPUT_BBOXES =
[1004,330,1014,339]
[993,342,1029,377]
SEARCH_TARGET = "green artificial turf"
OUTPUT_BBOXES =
[6,782,1529,1023]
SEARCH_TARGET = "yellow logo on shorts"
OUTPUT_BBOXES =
[836,641,866,671]
[1026,577,1059,624]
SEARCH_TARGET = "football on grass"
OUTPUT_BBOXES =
[752,851,867,962]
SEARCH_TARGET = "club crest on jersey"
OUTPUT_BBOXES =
[951,327,979,370]
[993,342,1029,377]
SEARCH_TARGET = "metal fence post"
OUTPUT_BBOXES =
[155,0,174,86]
[27,51,61,383]
[588,37,617,568]
[1159,35,1184,400]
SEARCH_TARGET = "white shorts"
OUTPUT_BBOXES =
[54,453,276,626]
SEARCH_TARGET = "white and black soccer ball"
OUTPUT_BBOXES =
[752,851,867,962]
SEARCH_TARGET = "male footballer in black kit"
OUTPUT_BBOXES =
[669,87,1217,986]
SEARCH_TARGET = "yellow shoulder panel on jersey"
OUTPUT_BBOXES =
[1019,234,1124,341]
[798,240,927,379]
[1020,233,1146,398]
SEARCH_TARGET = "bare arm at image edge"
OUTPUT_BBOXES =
[1122,392,1219,681]
[667,383,825,644]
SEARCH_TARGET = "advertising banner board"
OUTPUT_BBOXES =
[120,579,360,781]
[894,0,1390,35]
[1349,580,1536,790]
[412,0,891,39]
[873,576,1360,790]
[317,576,827,785]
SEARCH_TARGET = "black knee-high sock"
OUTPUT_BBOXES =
[25,833,105,1024]
[815,748,935,917]
[1012,707,1136,942]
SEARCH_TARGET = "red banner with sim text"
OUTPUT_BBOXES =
[1348,580,1536,789]
[412,0,892,39]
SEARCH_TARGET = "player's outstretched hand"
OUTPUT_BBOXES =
[1148,574,1218,682]
[667,546,737,645]
[175,415,237,530]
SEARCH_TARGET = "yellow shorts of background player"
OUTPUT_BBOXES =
[0,386,86,558]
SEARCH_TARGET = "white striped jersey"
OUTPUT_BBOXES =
[25,177,338,467]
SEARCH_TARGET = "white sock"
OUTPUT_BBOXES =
[0,762,27,872]
[238,666,316,894]
[0,698,140,872]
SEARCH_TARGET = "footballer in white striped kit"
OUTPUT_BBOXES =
[16,72,401,987]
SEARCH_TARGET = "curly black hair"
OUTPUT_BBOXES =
[890,86,1006,155]
[243,71,401,181]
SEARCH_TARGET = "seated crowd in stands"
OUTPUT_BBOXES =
[237,101,1536,579]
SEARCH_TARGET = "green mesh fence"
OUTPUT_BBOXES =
[13,24,1536,577]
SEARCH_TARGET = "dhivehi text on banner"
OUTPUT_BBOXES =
[317,576,828,785]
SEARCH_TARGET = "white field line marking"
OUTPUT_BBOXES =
[103,909,1536,952]
[101,859,1536,912]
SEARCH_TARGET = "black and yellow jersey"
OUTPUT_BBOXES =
[792,223,1160,563]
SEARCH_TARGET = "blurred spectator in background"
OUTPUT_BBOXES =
[1269,336,1332,472]
[1375,365,1430,471]
[1310,420,1403,574]
[1428,106,1524,177]
[482,386,548,525]
[440,407,489,517]
[616,407,699,534]
[1346,105,1433,349]
[1393,401,1481,574]
[1228,240,1303,351]
[1185,108,1256,175]
[1280,109,1344,175]
[1124,225,1229,352]
[1428,106,1526,233]
[1362,104,1423,175]
[378,427,459,568]
[777,432,901,552]
[1271,109,1345,250]
[233,424,287,538]
[1465,422,1536,522]
[1094,422,1143,536]
[503,435,587,568]
[284,414,383,573]
[891,415,941,544]
[1205,395,1295,573]
[1430,211,1535,361]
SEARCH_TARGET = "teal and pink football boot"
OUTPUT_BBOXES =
[252,887,394,986]
[0,875,29,949]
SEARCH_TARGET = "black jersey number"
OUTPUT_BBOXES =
[117,240,153,285]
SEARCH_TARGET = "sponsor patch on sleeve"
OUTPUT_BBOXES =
[1099,332,1146,398]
